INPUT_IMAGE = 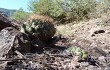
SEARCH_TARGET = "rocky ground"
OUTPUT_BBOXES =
[0,13,110,70]
[56,15,110,70]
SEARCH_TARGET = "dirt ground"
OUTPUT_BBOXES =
[0,14,110,70]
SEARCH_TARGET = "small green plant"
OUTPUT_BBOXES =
[70,46,88,59]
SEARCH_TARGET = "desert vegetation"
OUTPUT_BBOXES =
[12,0,110,23]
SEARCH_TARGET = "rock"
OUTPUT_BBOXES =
[63,49,71,56]
[0,27,31,58]
[105,64,110,70]
[80,62,89,67]
[0,61,8,69]
[88,65,101,70]
[105,30,110,34]
[71,59,80,69]
[90,47,107,57]
[0,13,19,30]
[0,13,12,29]
[74,56,82,62]
[98,56,106,64]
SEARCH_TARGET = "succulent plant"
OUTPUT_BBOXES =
[70,46,88,59]
[20,14,56,41]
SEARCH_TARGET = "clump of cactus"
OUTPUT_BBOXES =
[20,14,56,41]
[69,46,88,59]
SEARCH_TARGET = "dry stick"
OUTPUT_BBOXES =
[50,54,72,58]
[0,58,28,61]
[15,50,26,59]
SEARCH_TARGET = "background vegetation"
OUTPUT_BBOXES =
[12,8,30,22]
[12,0,110,24]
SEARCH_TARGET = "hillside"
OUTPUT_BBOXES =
[0,8,16,17]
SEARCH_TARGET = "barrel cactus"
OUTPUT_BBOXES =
[20,14,56,41]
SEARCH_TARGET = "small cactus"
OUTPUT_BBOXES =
[20,14,56,41]
[70,46,88,59]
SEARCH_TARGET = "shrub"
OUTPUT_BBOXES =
[28,0,96,24]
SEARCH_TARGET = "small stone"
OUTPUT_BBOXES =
[80,62,89,67]
[71,60,80,69]
[74,56,82,62]
[98,56,107,66]
[105,67,110,70]
[63,49,71,55]
[88,65,101,70]
[105,64,110,70]
[98,56,106,62]
[106,30,110,34]
[72,39,76,43]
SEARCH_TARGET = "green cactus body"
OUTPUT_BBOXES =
[70,46,88,59]
[20,14,56,41]
[81,50,88,59]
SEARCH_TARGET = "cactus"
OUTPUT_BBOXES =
[70,46,88,59]
[20,14,56,41]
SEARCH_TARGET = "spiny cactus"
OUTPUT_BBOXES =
[20,14,56,41]
[70,46,88,59]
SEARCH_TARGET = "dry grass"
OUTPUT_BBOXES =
[56,24,75,36]
[56,11,110,38]
[27,14,54,23]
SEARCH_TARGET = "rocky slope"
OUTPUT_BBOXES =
[0,12,110,70]
[0,8,16,17]
[56,14,110,70]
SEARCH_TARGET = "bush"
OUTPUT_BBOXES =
[29,0,96,24]
[94,0,110,17]
[12,8,30,22]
